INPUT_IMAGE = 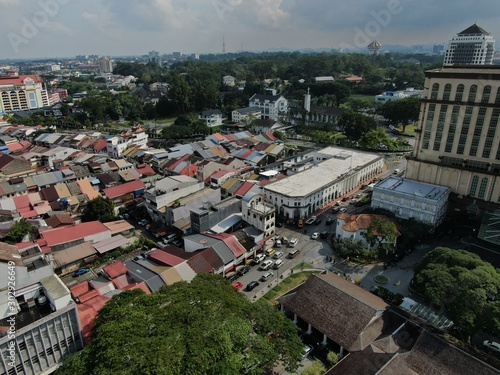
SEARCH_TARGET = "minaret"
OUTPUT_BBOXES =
[304,88,311,112]
[223,36,226,54]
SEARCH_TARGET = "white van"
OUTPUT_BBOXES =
[288,238,299,247]
[273,259,284,269]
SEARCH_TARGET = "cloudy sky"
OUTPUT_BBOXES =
[1,0,500,59]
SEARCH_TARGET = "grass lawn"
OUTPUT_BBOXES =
[153,117,177,124]
[395,123,417,136]
[350,94,375,102]
[261,271,321,305]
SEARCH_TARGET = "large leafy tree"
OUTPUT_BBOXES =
[58,274,303,375]
[5,218,32,242]
[340,110,376,140]
[81,196,116,223]
[413,247,500,340]
[378,96,420,132]
[363,217,399,249]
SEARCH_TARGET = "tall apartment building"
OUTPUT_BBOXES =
[0,75,49,114]
[406,65,500,204]
[444,24,495,65]
[248,94,288,121]
[98,58,113,74]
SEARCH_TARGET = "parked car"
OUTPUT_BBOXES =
[227,274,239,282]
[339,208,348,213]
[273,259,284,269]
[281,237,289,245]
[326,217,334,224]
[237,266,251,276]
[483,340,500,352]
[73,268,90,278]
[259,260,274,271]
[245,281,260,291]
[303,344,314,358]
[253,254,266,264]
[232,281,244,289]
[288,238,299,247]
[314,218,322,225]
[273,251,284,259]
[276,222,284,228]
[288,249,300,258]
[260,271,274,282]
[335,202,340,206]
[320,231,328,239]
[305,216,317,225]
[265,248,276,257]
[311,232,319,240]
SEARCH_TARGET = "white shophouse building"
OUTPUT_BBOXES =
[248,94,288,121]
[371,177,451,227]
[242,192,276,239]
[262,147,384,221]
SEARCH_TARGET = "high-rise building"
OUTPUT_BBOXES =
[148,50,162,66]
[443,24,495,65]
[0,75,49,114]
[406,65,500,203]
[98,58,113,74]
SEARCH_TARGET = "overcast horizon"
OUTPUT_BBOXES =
[1,0,500,59]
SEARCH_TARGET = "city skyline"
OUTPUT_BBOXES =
[0,0,500,59]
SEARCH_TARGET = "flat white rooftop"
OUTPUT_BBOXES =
[375,177,450,201]
[264,147,382,197]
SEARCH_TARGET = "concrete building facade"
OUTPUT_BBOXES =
[262,147,384,220]
[371,177,451,227]
[444,24,495,66]
[406,66,500,204]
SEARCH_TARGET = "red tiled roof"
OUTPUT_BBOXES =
[337,213,400,235]
[122,282,151,294]
[13,194,30,210]
[93,139,107,151]
[112,274,129,289]
[0,75,43,86]
[135,164,155,176]
[103,179,145,199]
[102,262,128,279]
[78,289,101,303]
[211,169,237,179]
[148,249,185,266]
[40,221,110,247]
[205,233,247,258]
[234,181,254,197]
[213,133,226,141]
[70,281,92,299]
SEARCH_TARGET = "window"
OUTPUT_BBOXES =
[455,84,464,101]
[467,84,477,102]
[483,109,499,158]
[469,176,479,197]
[422,104,436,149]
[469,108,486,157]
[430,83,439,100]
[445,106,460,153]
[443,84,452,101]
[433,105,448,151]
[481,85,491,103]
[457,106,473,155]
[495,87,500,104]
[478,177,489,199]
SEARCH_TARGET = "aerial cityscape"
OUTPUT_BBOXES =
[0,1,500,375]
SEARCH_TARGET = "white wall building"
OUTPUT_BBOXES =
[262,147,384,220]
[231,106,262,123]
[198,109,225,127]
[375,88,423,104]
[242,192,276,238]
[106,127,148,158]
[248,94,288,121]
[444,24,495,66]
[371,177,451,227]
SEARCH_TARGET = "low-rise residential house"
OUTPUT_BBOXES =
[335,213,400,249]
[371,177,450,228]
[52,241,98,275]
[198,109,225,127]
[102,179,146,211]
[222,75,236,86]
[164,187,221,227]
[242,191,276,238]
[251,119,284,133]
[231,106,262,123]
[106,127,148,158]
[0,153,32,177]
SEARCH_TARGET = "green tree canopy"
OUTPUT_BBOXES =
[378,96,420,132]
[363,217,399,248]
[5,218,32,242]
[58,274,303,375]
[340,110,377,140]
[81,196,116,223]
[413,247,500,339]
